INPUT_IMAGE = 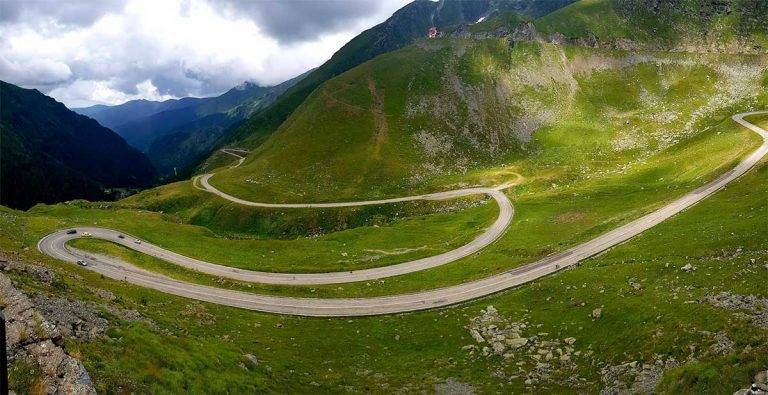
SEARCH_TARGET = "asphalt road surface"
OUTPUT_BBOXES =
[48,145,516,285]
[37,184,513,285]
[38,111,768,316]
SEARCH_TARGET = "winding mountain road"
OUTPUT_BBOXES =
[39,186,513,286]
[38,111,768,316]
[43,146,516,285]
[197,149,514,209]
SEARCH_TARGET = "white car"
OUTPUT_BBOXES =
[134,240,142,245]
[81,232,92,237]
[76,260,88,267]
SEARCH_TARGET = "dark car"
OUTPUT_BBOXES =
[117,234,125,239]
[66,229,77,235]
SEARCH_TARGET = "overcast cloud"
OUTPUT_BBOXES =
[0,0,411,107]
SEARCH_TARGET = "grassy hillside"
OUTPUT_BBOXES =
[206,39,768,204]
[534,0,768,52]
[34,194,494,274]
[3,63,758,296]
[63,119,761,300]
[219,0,576,152]
[2,1,767,391]
[212,0,765,180]
[102,39,767,293]
[2,29,768,395]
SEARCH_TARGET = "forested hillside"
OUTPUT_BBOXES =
[0,81,156,209]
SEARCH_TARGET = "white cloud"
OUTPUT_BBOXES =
[0,55,72,86]
[49,79,175,108]
[0,0,411,107]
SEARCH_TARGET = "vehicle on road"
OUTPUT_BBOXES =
[66,229,77,235]
[81,232,92,237]
[118,234,125,239]
[134,240,141,244]
[76,260,88,267]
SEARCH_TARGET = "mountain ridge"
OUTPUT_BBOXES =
[143,72,310,179]
[73,96,205,129]
[0,80,156,210]
[72,73,309,178]
[218,0,577,151]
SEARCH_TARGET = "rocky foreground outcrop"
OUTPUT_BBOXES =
[0,263,95,394]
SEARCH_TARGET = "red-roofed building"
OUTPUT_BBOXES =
[427,26,438,38]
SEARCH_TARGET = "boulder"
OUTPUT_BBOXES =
[506,337,528,349]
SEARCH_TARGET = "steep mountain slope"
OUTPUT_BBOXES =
[221,0,577,150]
[200,0,767,204]
[205,35,767,203]
[217,0,768,172]
[145,113,236,178]
[0,81,156,210]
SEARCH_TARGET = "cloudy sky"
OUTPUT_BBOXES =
[0,0,412,107]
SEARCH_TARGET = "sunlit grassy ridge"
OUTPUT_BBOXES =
[27,197,494,274]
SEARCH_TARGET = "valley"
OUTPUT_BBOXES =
[1,0,767,393]
[32,111,768,316]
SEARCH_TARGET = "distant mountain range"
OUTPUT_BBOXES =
[72,97,204,132]
[73,72,308,178]
[0,81,156,210]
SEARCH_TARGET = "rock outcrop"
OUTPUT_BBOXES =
[704,292,768,329]
[599,357,680,395]
[0,272,96,394]
[464,306,586,388]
